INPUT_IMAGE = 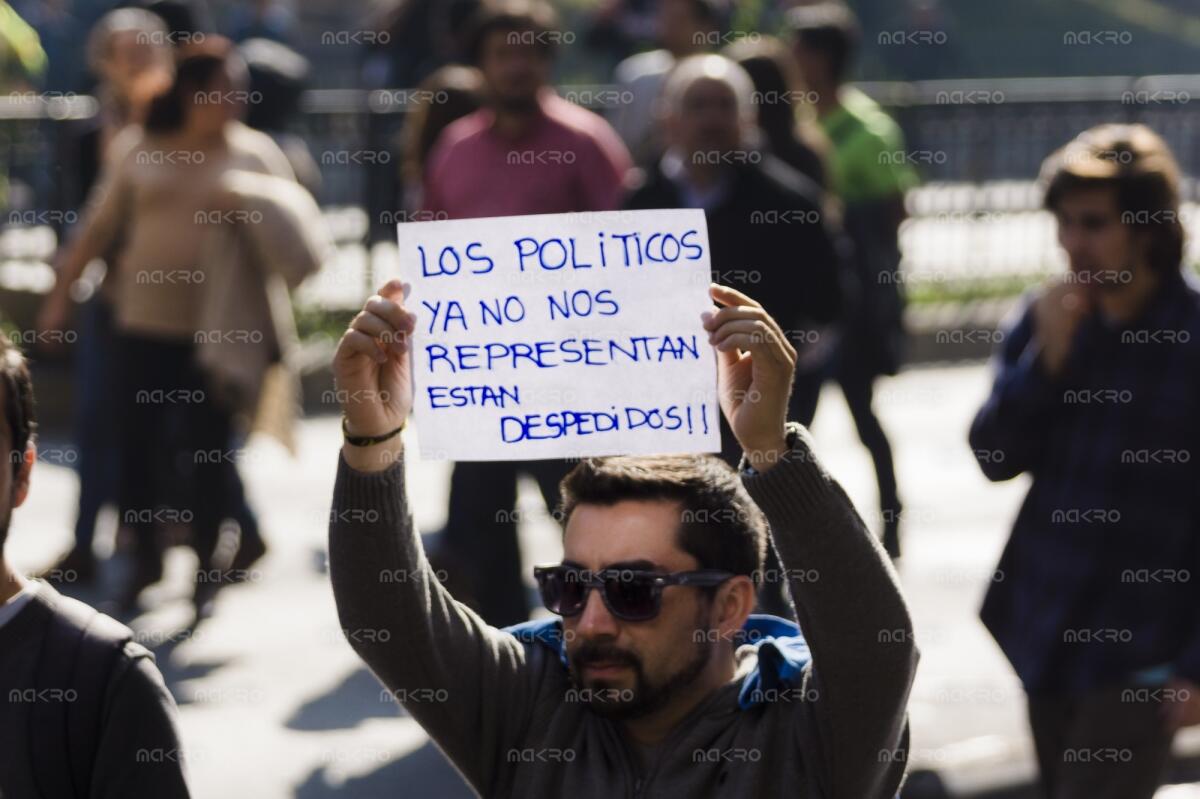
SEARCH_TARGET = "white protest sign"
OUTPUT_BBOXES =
[392,209,720,461]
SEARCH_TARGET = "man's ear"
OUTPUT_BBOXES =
[12,443,33,509]
[714,574,756,640]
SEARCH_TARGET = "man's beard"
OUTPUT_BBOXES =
[1097,262,1138,294]
[492,91,540,115]
[568,613,717,721]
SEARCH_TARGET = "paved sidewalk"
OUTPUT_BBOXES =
[8,362,1198,797]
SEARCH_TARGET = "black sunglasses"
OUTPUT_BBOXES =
[533,564,735,622]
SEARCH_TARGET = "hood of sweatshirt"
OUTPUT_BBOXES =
[504,614,810,711]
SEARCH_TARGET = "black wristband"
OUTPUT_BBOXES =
[342,416,406,447]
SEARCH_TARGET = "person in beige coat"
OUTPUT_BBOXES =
[39,37,321,619]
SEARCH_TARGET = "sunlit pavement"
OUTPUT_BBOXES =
[9,362,1199,797]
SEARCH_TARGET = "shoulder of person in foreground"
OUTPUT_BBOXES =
[92,642,191,798]
[35,589,190,798]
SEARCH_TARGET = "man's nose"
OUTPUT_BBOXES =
[576,587,619,638]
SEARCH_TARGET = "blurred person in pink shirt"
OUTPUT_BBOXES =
[422,1,631,219]
[419,0,632,627]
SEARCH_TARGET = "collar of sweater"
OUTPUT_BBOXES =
[503,614,810,711]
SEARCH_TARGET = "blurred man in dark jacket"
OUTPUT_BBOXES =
[970,124,1200,799]
[625,54,842,617]
[625,53,842,468]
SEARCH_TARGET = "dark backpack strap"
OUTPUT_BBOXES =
[30,591,133,799]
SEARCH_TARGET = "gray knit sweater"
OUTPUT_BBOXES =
[329,426,918,798]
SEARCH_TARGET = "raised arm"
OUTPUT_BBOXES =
[328,281,542,793]
[968,287,1080,481]
[37,130,138,336]
[743,427,916,798]
[703,284,917,798]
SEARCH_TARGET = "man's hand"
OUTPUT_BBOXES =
[702,284,796,472]
[1164,677,1200,732]
[1033,279,1091,377]
[333,279,416,472]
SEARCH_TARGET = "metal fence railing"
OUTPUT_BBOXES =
[3,75,1200,312]
[865,74,1200,186]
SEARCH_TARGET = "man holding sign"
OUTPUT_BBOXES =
[328,280,917,797]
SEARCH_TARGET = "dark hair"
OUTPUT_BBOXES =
[403,65,485,186]
[141,0,213,40]
[0,337,35,481]
[786,2,860,82]
[725,37,799,141]
[144,38,235,134]
[676,0,725,29]
[466,0,561,65]
[239,38,308,131]
[1042,123,1185,276]
[560,455,768,584]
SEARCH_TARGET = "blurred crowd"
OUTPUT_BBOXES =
[0,1,1198,798]
[4,1,324,623]
[3,0,916,629]
[386,0,914,627]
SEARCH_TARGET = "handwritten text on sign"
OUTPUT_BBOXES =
[394,209,720,460]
